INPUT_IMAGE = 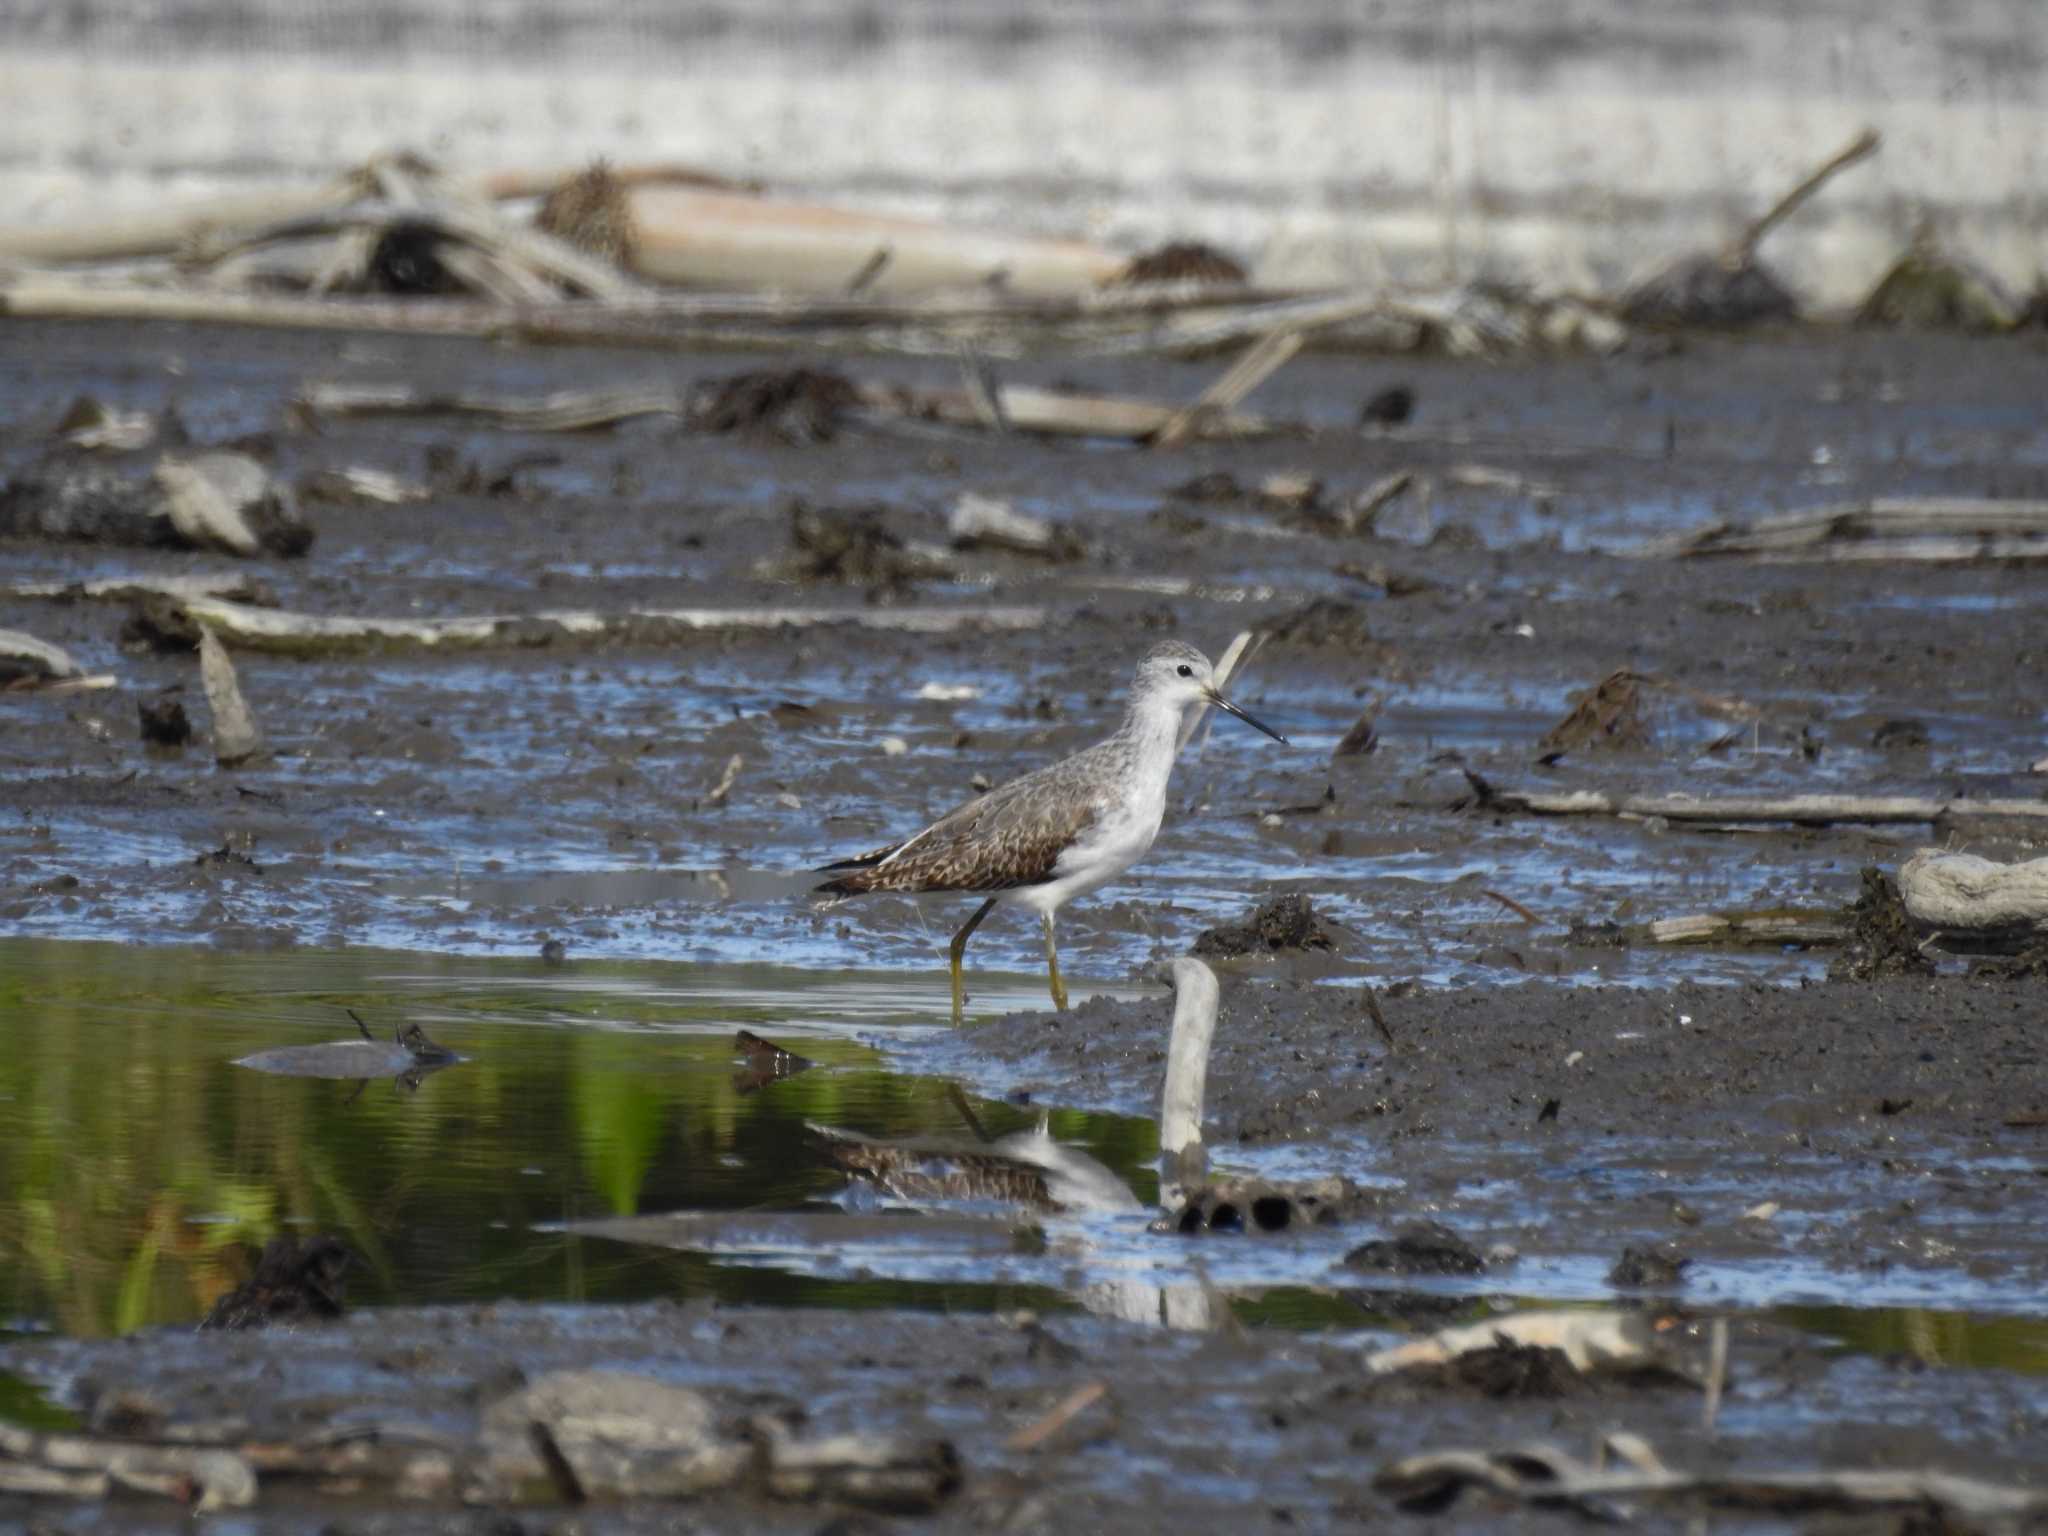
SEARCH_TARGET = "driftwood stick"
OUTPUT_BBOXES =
[1640,910,1845,947]
[0,183,359,265]
[1152,328,1303,447]
[301,381,685,432]
[1465,773,2048,827]
[5,574,268,604]
[1633,497,2048,559]
[1734,128,1882,263]
[185,197,647,303]
[903,383,1273,441]
[1377,1449,2048,1526]
[298,376,1271,442]
[179,596,1045,656]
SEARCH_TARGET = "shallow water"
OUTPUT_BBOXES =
[2,936,2042,1385]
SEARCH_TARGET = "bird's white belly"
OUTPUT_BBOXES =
[1004,797,1162,916]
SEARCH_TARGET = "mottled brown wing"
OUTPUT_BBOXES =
[820,776,1097,895]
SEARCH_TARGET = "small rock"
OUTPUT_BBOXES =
[540,938,568,966]
[1871,718,1931,750]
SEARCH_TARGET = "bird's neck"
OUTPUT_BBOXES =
[1113,693,1188,795]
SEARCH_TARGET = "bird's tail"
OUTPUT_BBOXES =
[811,841,900,900]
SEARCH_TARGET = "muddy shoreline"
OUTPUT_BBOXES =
[4,317,2047,1524]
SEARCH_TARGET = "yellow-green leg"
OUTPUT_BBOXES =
[1042,911,1069,1012]
[949,898,998,1025]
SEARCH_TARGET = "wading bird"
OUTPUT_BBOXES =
[815,640,1286,1022]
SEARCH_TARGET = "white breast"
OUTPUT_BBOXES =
[1006,794,1164,916]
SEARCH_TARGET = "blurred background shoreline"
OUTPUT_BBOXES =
[4,0,2042,307]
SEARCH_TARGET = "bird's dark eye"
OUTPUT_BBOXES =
[1176,664,1193,678]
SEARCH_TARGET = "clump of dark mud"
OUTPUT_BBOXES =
[1344,1221,1487,1277]
[1608,1244,1691,1290]
[368,221,462,295]
[536,163,638,264]
[137,691,191,747]
[1359,384,1416,427]
[1193,892,1337,958]
[1165,470,1247,504]
[119,593,202,653]
[1622,255,1798,329]
[0,465,174,547]
[1539,669,1654,757]
[1422,1342,1585,1399]
[782,501,944,591]
[200,1235,351,1330]
[1829,865,1936,981]
[1260,598,1381,653]
[687,367,862,443]
[1113,241,1249,286]
[1974,939,2048,981]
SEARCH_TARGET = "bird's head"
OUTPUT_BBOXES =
[1133,641,1287,743]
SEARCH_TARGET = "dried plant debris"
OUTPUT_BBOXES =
[536,163,638,265]
[1344,1222,1487,1277]
[1538,669,1655,757]
[1829,865,1936,981]
[0,629,87,690]
[1114,241,1249,286]
[1375,1434,2048,1525]
[54,394,157,453]
[1857,229,2018,332]
[200,1235,351,1330]
[687,366,863,444]
[1193,892,1338,958]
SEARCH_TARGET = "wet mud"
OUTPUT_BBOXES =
[4,317,2048,1522]
[8,1299,2048,1533]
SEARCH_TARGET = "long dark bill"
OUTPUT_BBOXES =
[1205,689,1289,745]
